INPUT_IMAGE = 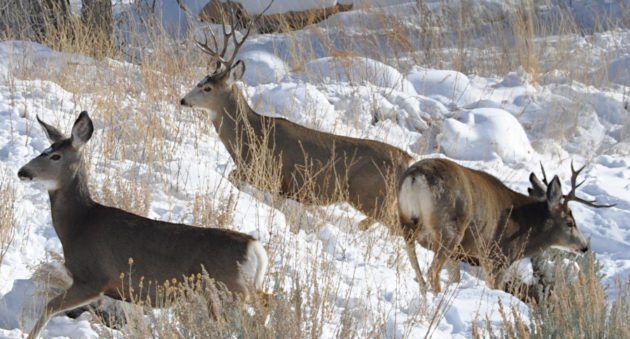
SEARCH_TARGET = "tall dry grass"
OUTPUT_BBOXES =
[2,1,630,338]
[476,251,630,338]
[0,175,16,268]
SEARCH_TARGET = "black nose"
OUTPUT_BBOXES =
[581,246,589,253]
[180,98,187,106]
[18,168,32,180]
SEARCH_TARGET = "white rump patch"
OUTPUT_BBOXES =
[239,241,268,290]
[398,174,433,224]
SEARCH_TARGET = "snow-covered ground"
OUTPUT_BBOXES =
[1,0,629,338]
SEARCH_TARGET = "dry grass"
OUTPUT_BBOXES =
[476,251,630,339]
[2,1,630,338]
[0,174,16,268]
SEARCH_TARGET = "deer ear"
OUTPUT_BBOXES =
[70,111,94,149]
[229,60,245,83]
[37,116,65,143]
[528,173,546,198]
[547,176,562,209]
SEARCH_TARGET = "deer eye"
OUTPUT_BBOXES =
[50,154,61,161]
[567,219,576,228]
[203,86,212,92]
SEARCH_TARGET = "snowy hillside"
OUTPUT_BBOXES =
[1,0,629,338]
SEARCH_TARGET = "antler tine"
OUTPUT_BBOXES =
[539,162,550,186]
[566,196,616,209]
[217,1,235,62]
[570,161,586,189]
[196,0,274,70]
[563,161,616,209]
[196,34,218,56]
[221,0,274,68]
[252,0,274,23]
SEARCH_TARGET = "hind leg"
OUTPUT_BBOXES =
[427,221,466,293]
[402,223,428,295]
[446,259,461,283]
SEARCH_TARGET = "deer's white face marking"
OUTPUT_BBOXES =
[37,179,60,191]
[181,84,221,121]
[551,245,578,253]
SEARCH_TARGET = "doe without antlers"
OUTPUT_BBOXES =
[18,111,268,339]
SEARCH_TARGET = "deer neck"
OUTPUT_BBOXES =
[212,86,263,159]
[503,196,551,258]
[48,165,94,245]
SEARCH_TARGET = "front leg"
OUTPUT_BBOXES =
[489,263,509,290]
[28,283,103,339]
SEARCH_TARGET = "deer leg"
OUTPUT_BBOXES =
[446,259,461,283]
[28,283,103,339]
[428,223,465,293]
[428,251,447,293]
[489,264,508,290]
[405,238,427,294]
[402,225,427,294]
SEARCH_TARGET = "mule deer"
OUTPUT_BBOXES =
[398,158,613,294]
[18,111,268,338]
[181,1,413,230]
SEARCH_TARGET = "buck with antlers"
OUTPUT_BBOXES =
[181,1,413,230]
[18,112,268,338]
[398,158,613,294]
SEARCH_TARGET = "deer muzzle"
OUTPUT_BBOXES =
[17,167,33,181]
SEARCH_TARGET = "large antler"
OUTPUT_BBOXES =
[563,161,616,208]
[196,0,273,71]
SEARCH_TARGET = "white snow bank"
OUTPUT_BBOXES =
[239,50,289,85]
[407,67,483,107]
[299,57,417,96]
[604,55,630,86]
[438,108,534,163]
[248,82,338,128]
[0,262,71,332]
[0,41,94,72]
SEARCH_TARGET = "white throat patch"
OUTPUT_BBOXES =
[35,179,60,191]
[208,109,218,121]
[550,245,579,254]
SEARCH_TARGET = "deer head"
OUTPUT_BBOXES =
[180,0,272,118]
[18,112,94,192]
[527,162,615,253]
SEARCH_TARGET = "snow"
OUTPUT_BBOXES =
[605,55,630,86]
[1,0,630,338]
[239,50,289,85]
[438,108,535,164]
[300,56,417,96]
[407,67,482,108]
